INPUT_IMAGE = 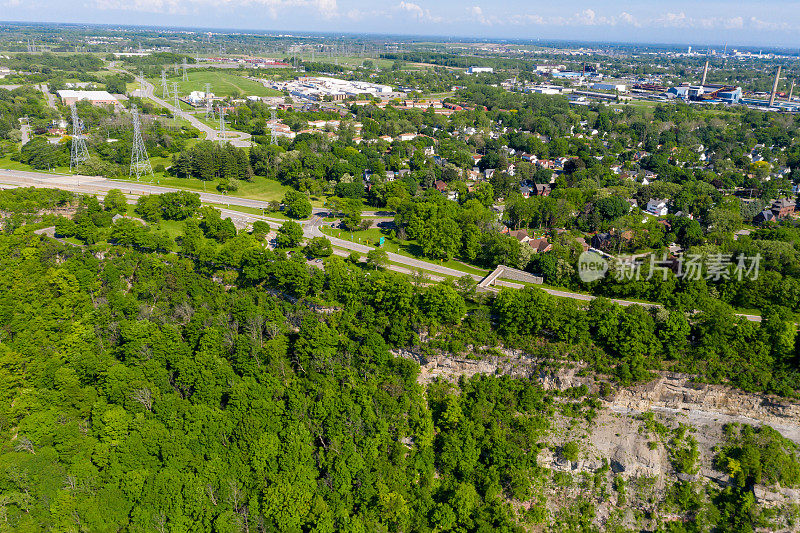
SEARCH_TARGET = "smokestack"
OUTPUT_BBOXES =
[769,66,782,107]
[701,60,709,85]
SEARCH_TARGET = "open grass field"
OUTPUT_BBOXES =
[149,70,283,98]
[114,174,289,199]
[320,225,490,276]
[297,55,395,70]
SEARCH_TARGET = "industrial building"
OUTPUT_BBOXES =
[666,84,742,104]
[467,66,494,74]
[186,91,215,106]
[57,90,120,107]
[524,85,573,95]
[272,76,394,101]
[590,82,628,93]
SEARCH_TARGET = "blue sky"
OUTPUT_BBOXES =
[4,0,800,47]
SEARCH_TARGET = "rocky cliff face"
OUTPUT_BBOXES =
[394,346,800,444]
[393,346,800,530]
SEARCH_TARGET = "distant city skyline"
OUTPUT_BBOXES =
[3,0,800,48]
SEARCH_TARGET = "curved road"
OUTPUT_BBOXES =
[136,76,252,148]
[0,168,764,322]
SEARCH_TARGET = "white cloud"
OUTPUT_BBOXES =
[91,0,338,18]
[724,17,744,29]
[398,1,423,19]
[494,9,797,32]
[619,12,640,27]
[395,1,440,22]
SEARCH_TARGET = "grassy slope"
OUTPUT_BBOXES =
[149,70,282,98]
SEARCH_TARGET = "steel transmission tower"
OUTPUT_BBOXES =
[270,108,277,145]
[129,105,153,180]
[204,83,214,119]
[172,82,180,114]
[69,104,89,171]
[182,58,188,81]
[161,70,169,99]
[218,106,226,143]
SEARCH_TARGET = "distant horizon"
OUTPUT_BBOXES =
[2,0,800,49]
[2,19,799,55]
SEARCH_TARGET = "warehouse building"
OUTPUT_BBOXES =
[57,90,119,107]
[467,66,494,74]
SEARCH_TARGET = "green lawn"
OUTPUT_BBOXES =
[112,173,305,205]
[321,226,489,276]
[149,71,282,98]
[0,154,72,174]
[298,55,395,70]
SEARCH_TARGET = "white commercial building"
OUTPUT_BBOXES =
[273,76,394,101]
[57,90,119,107]
[590,82,628,93]
[467,66,494,74]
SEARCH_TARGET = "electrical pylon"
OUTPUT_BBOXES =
[204,83,214,120]
[161,69,169,99]
[270,108,277,145]
[69,104,89,171]
[182,58,188,81]
[129,104,153,180]
[218,106,226,143]
[172,82,180,113]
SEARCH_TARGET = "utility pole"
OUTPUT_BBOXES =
[129,104,153,180]
[69,104,89,171]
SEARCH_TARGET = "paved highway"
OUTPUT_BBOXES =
[136,76,252,148]
[0,168,764,321]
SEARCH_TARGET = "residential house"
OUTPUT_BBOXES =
[591,232,615,251]
[508,229,530,243]
[754,210,777,224]
[771,198,796,218]
[528,237,552,253]
[532,184,551,196]
[645,198,668,216]
[434,180,448,192]
[520,185,531,198]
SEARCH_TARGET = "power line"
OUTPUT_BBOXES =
[172,82,180,115]
[204,82,214,120]
[69,103,89,171]
[270,108,277,145]
[129,104,153,181]
[161,69,169,99]
[218,105,226,143]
